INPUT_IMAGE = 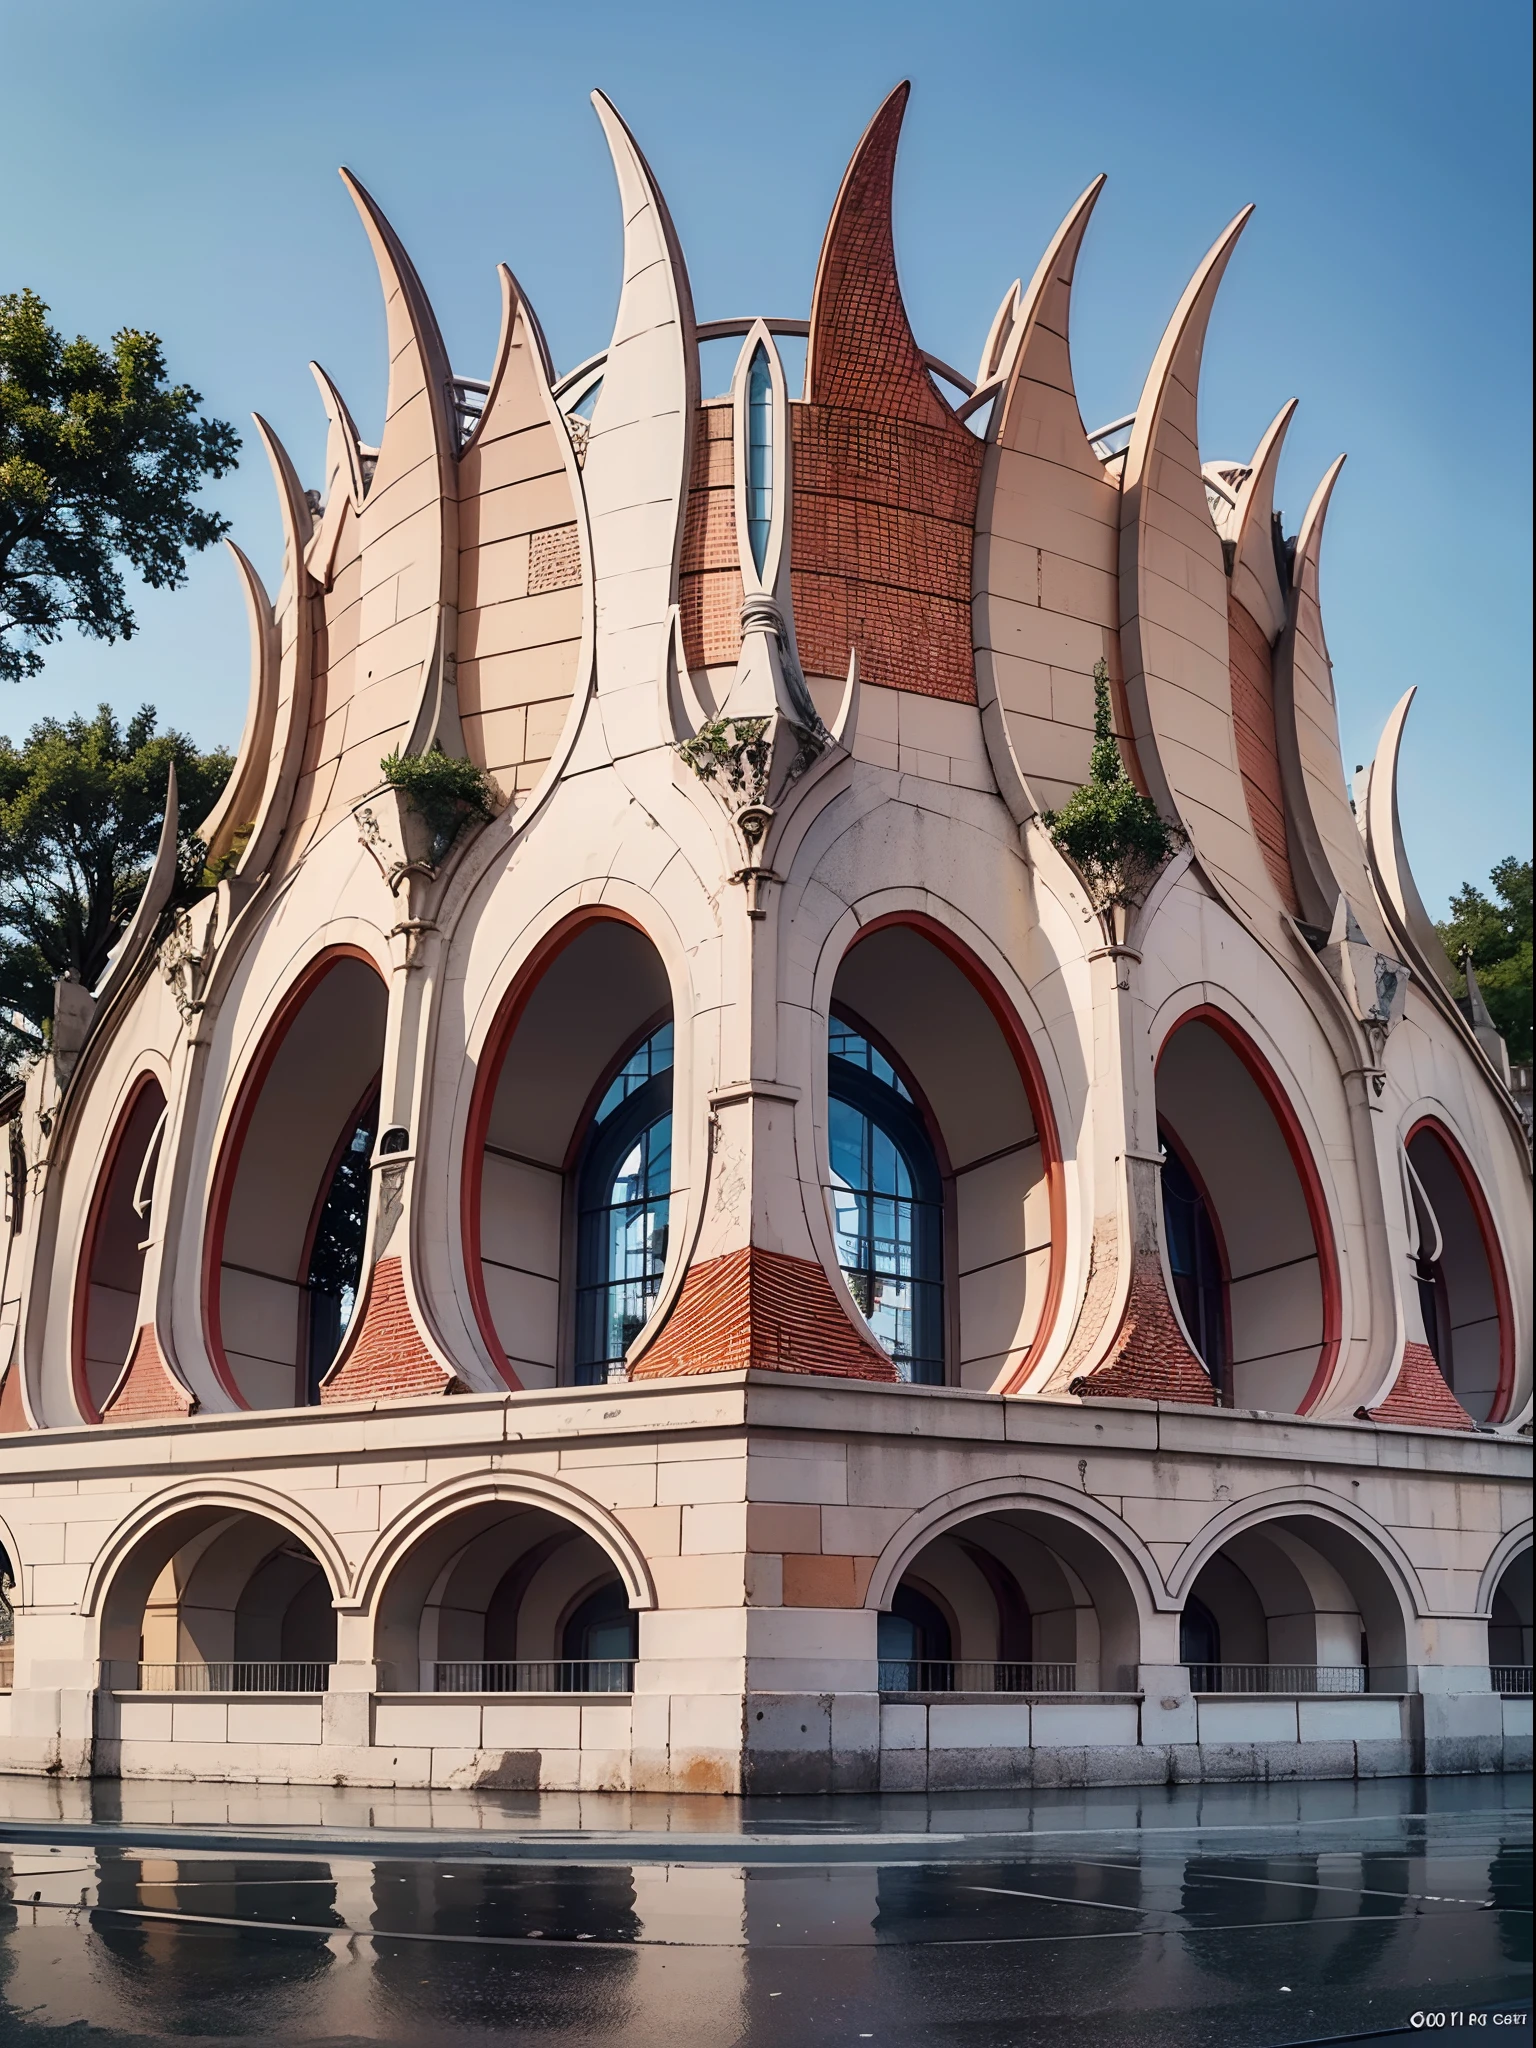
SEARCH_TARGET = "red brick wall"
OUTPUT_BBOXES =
[100,1325,198,1421]
[320,1255,461,1404]
[678,402,743,672]
[790,82,982,701]
[1229,596,1301,918]
[632,1245,896,1381]
[1364,1340,1474,1431]
[1070,1246,1218,1407]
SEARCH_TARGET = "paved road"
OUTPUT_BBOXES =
[0,1777,1528,2046]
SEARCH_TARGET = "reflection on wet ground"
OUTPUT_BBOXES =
[0,1777,1528,2047]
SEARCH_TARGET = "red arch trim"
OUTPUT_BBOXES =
[460,908,648,1392]
[202,946,386,1409]
[843,912,1068,1392]
[71,1070,168,1425]
[1406,1115,1516,1424]
[1155,1003,1343,1414]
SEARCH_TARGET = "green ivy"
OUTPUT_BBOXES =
[676,717,771,804]
[379,745,496,858]
[1041,662,1182,908]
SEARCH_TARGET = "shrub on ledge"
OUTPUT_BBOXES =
[379,746,496,860]
[1041,662,1182,910]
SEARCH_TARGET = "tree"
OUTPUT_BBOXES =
[0,289,239,685]
[1041,661,1183,909]
[1436,856,1533,1063]
[0,705,232,1071]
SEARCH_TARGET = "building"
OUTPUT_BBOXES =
[0,86,1528,1795]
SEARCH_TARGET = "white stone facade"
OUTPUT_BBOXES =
[0,86,1528,1794]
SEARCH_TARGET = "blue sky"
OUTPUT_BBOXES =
[3,0,1529,913]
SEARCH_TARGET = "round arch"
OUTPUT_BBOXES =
[865,1475,1171,1621]
[459,905,682,1391]
[202,944,389,1409]
[1405,1113,1517,1424]
[1154,1000,1343,1413]
[81,1478,351,1622]
[347,1470,658,1621]
[70,1067,168,1423]
[1165,1487,1427,1620]
[1476,1523,1533,1620]
[818,909,1069,1393]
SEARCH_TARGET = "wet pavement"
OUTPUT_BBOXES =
[0,1777,1528,2047]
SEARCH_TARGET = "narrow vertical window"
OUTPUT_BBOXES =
[1160,1132,1225,1387]
[745,345,773,577]
[574,1025,673,1384]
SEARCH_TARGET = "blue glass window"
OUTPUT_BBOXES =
[829,1023,944,1384]
[745,345,773,575]
[1161,1131,1225,1387]
[574,1026,673,1385]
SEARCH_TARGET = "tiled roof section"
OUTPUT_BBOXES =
[678,402,743,670]
[100,1325,198,1422]
[1070,1247,1218,1406]
[792,83,983,700]
[320,1255,462,1404]
[631,1245,897,1380]
[1363,1340,1474,1431]
[1229,595,1301,917]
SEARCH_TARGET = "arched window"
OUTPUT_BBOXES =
[1160,1130,1226,1390]
[303,1091,379,1401]
[573,1024,673,1385]
[745,344,773,574]
[829,1021,944,1383]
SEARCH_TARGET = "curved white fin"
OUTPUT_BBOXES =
[93,764,178,1012]
[973,178,1112,822]
[338,167,456,504]
[232,414,317,891]
[1227,398,1294,642]
[976,278,1021,388]
[1118,209,1289,933]
[583,91,699,730]
[1363,687,1457,993]
[198,542,277,870]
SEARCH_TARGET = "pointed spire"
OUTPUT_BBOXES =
[309,360,369,511]
[197,542,277,869]
[805,82,950,428]
[338,168,456,498]
[93,765,178,1012]
[991,174,1106,454]
[1227,399,1296,642]
[1363,688,1459,993]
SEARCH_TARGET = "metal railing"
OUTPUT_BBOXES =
[1492,1666,1533,1696]
[426,1659,633,1695]
[132,1662,331,1694]
[879,1660,1080,1695]
[1187,1663,1367,1695]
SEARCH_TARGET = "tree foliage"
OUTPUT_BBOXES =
[1436,856,1533,1062]
[0,705,233,1069]
[0,289,239,685]
[1042,662,1183,908]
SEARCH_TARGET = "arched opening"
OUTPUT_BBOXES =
[1155,1011,1339,1412]
[206,953,388,1408]
[1179,1513,1409,1694]
[1488,1548,1531,1693]
[1406,1119,1514,1424]
[877,1509,1142,1694]
[0,1539,13,1690]
[73,1074,167,1420]
[829,920,1061,1390]
[373,1502,638,1694]
[466,915,674,1388]
[98,1506,338,1694]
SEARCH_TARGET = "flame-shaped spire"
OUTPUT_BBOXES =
[197,542,277,873]
[805,82,951,429]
